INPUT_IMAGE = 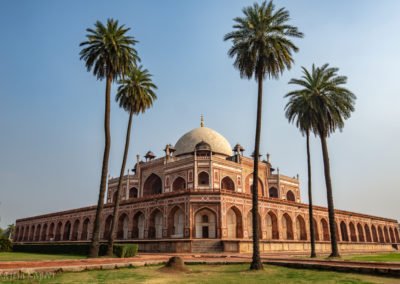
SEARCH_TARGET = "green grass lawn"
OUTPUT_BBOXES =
[0,264,397,284]
[0,252,85,262]
[344,252,400,262]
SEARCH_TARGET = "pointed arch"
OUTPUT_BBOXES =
[198,171,210,186]
[384,226,390,243]
[19,227,24,241]
[129,187,138,198]
[349,222,357,242]
[143,173,162,196]
[296,215,307,240]
[378,226,384,243]
[195,207,217,238]
[81,218,90,241]
[71,220,80,241]
[389,227,395,243]
[63,221,71,241]
[364,224,372,242]
[321,218,329,241]
[247,210,262,239]
[313,218,319,241]
[266,211,279,240]
[55,222,62,241]
[357,223,365,242]
[371,225,378,242]
[103,215,113,239]
[34,224,41,241]
[48,223,55,240]
[172,176,186,191]
[335,222,340,241]
[340,221,349,242]
[132,211,145,239]
[269,187,279,198]
[221,176,235,191]
[40,224,48,241]
[149,209,163,239]
[286,190,295,202]
[168,206,185,238]
[29,225,35,241]
[226,206,243,238]
[117,213,129,240]
[282,213,294,240]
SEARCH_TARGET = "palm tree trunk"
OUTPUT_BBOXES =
[319,133,340,257]
[250,72,264,270]
[107,110,134,256]
[89,75,112,258]
[306,130,316,258]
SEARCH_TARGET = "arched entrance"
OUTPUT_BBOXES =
[55,222,62,241]
[129,187,138,198]
[349,222,357,242]
[378,226,384,243]
[357,223,365,242]
[221,176,235,191]
[198,171,209,186]
[149,209,163,239]
[168,207,184,238]
[172,177,186,191]
[269,187,279,198]
[71,220,80,241]
[41,224,48,241]
[286,190,295,202]
[132,212,145,239]
[282,214,294,240]
[389,227,395,243]
[48,223,55,241]
[103,215,113,239]
[226,207,243,238]
[340,221,349,242]
[321,218,330,241]
[195,208,216,238]
[117,214,129,240]
[266,211,279,240]
[143,174,162,196]
[364,224,372,242]
[34,224,41,241]
[81,218,90,241]
[371,225,378,242]
[296,215,307,240]
[384,227,390,243]
[63,221,71,241]
[247,211,262,239]
[313,218,320,241]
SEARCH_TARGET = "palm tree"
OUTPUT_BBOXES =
[224,1,303,270]
[285,64,356,257]
[285,81,318,258]
[80,19,139,257]
[106,66,157,256]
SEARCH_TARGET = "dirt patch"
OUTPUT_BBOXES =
[159,257,189,273]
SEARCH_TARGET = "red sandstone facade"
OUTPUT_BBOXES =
[14,124,400,253]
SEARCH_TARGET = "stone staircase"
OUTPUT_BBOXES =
[191,240,223,253]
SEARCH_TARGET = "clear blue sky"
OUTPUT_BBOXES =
[1,0,399,227]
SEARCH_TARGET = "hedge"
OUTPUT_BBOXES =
[12,243,108,256]
[113,244,138,258]
[12,243,139,257]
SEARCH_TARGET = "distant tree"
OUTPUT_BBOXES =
[107,66,157,256]
[80,19,139,257]
[285,76,319,258]
[285,64,356,257]
[224,0,303,269]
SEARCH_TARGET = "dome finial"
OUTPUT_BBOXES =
[200,114,204,127]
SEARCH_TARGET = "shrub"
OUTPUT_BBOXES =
[0,237,12,252]
[113,244,138,258]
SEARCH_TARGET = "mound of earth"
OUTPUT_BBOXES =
[159,256,188,273]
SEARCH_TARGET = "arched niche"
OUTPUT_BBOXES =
[172,177,186,191]
[143,174,162,196]
[221,176,235,191]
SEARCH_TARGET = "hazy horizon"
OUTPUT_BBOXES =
[1,0,399,227]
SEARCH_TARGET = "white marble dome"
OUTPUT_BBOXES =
[174,126,232,156]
